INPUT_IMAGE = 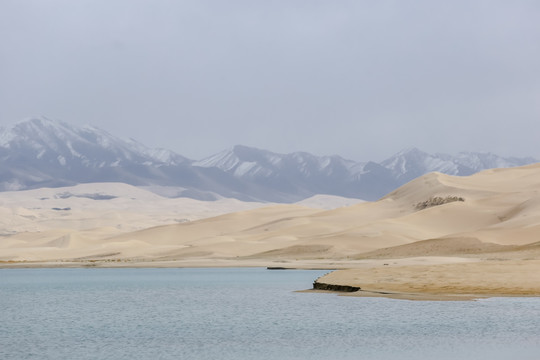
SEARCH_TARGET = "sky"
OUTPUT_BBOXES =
[1,0,539,162]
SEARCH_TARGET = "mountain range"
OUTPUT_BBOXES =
[0,117,536,202]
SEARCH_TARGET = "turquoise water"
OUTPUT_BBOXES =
[1,268,539,360]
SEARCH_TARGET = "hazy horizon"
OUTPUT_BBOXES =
[2,1,539,161]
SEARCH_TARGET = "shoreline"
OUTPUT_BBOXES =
[0,259,338,270]
[0,255,479,269]
[2,257,540,301]
[302,288,540,301]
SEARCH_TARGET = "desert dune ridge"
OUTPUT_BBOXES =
[2,164,540,300]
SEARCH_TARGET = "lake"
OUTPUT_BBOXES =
[1,268,539,359]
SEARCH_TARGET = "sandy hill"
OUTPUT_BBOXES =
[3,163,539,263]
[0,183,275,260]
[0,182,279,230]
[0,182,370,261]
[134,163,540,261]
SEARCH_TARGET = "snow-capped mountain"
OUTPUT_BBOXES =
[193,145,537,200]
[193,145,394,200]
[194,145,364,178]
[0,117,536,201]
[0,117,191,190]
[0,117,188,167]
[381,147,536,183]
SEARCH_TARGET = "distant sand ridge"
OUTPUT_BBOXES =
[1,165,540,300]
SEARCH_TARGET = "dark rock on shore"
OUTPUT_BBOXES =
[313,281,360,292]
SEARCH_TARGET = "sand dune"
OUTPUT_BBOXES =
[0,182,271,234]
[294,194,364,209]
[0,183,272,261]
[0,183,364,261]
[2,165,540,299]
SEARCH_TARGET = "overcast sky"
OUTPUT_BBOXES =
[1,0,539,161]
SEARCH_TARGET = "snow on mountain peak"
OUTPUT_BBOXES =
[2,117,185,167]
[0,127,15,147]
[193,147,241,170]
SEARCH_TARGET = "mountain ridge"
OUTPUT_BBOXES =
[0,117,536,202]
